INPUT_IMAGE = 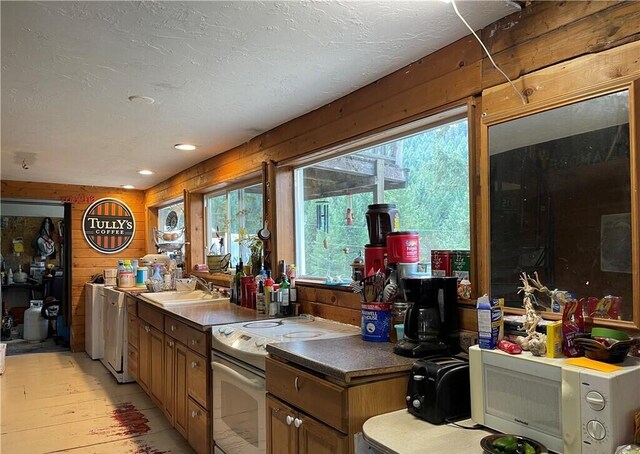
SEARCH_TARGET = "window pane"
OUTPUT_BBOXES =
[296,114,470,278]
[205,184,263,269]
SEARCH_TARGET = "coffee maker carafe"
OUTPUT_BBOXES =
[394,276,459,358]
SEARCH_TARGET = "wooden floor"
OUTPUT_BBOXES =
[0,351,195,454]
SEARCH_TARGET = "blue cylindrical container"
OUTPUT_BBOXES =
[361,302,391,342]
[136,266,148,287]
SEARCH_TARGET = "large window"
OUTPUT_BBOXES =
[205,183,263,267]
[295,109,470,278]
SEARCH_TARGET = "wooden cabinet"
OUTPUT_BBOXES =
[188,398,209,454]
[126,299,139,380]
[174,341,189,437]
[133,299,212,454]
[267,395,347,454]
[266,356,408,454]
[164,314,210,454]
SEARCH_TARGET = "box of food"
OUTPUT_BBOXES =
[431,250,451,277]
[451,250,470,281]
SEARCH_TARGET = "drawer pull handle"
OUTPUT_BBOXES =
[171,325,176,332]
[286,415,294,426]
[295,376,300,392]
[191,361,199,368]
[191,410,199,418]
[168,341,174,347]
[145,325,150,332]
[294,417,302,428]
[191,339,199,346]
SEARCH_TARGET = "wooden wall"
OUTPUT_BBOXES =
[144,2,640,331]
[2,3,638,346]
[0,181,146,352]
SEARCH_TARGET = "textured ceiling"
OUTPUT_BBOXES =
[1,1,519,190]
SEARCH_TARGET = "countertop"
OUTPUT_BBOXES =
[131,293,267,330]
[266,335,416,383]
[362,410,493,454]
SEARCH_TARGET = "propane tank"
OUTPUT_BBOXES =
[23,300,48,342]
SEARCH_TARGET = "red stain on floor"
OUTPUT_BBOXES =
[132,444,169,454]
[111,402,151,437]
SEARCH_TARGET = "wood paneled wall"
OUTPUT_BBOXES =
[143,2,640,330]
[3,3,639,347]
[0,181,146,352]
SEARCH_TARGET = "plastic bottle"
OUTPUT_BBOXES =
[264,271,274,315]
[118,260,135,288]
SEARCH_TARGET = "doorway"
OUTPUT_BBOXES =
[1,199,72,355]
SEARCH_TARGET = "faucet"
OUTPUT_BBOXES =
[189,274,213,295]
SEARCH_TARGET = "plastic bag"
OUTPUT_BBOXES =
[615,445,640,454]
[562,297,584,357]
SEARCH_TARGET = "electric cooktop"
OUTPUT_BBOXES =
[211,314,360,370]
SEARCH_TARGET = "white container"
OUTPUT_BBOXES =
[24,300,48,342]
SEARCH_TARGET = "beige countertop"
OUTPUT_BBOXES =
[131,293,267,330]
[266,335,416,383]
[363,410,493,453]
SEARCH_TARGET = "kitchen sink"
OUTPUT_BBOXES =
[139,290,229,307]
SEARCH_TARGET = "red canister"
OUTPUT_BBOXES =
[364,245,387,277]
[386,231,419,264]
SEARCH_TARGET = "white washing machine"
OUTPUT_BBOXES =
[101,287,134,383]
[84,282,104,360]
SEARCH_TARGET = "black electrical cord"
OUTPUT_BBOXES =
[444,418,484,430]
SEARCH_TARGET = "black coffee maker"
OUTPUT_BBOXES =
[394,276,460,358]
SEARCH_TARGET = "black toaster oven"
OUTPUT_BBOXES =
[406,355,470,424]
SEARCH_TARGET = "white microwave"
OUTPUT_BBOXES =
[469,345,640,454]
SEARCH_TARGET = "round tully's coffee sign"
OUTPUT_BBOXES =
[82,198,136,254]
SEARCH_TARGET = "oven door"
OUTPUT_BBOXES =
[212,351,266,454]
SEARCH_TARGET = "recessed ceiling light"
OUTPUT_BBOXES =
[174,143,197,151]
[138,170,154,175]
[128,95,155,104]
[122,185,135,189]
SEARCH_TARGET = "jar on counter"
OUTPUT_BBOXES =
[390,302,408,343]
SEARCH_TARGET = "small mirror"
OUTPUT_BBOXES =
[489,90,634,321]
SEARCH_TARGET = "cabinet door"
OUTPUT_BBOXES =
[149,326,164,407]
[127,314,139,380]
[186,349,207,408]
[164,336,175,424]
[174,341,188,438]
[298,413,348,454]
[187,397,209,454]
[138,321,151,393]
[267,395,297,454]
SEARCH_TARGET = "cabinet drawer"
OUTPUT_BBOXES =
[165,317,207,356]
[138,303,163,330]
[266,357,347,432]
[186,349,208,409]
[127,344,138,380]
[127,313,139,347]
[187,398,209,454]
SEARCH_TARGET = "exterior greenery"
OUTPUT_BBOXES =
[300,118,470,278]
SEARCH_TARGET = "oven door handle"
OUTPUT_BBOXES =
[212,360,264,390]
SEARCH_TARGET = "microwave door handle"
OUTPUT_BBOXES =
[212,361,263,390]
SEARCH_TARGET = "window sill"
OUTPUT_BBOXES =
[295,279,354,292]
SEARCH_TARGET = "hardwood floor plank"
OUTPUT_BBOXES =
[1,351,194,454]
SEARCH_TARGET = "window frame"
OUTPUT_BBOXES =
[204,180,263,265]
[293,104,471,279]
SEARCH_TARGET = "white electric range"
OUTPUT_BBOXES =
[210,315,360,454]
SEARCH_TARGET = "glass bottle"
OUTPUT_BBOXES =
[279,274,291,316]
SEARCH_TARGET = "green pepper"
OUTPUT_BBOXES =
[525,442,536,454]
[493,436,518,452]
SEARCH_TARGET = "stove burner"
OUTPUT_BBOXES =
[242,320,283,329]
[283,331,323,339]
